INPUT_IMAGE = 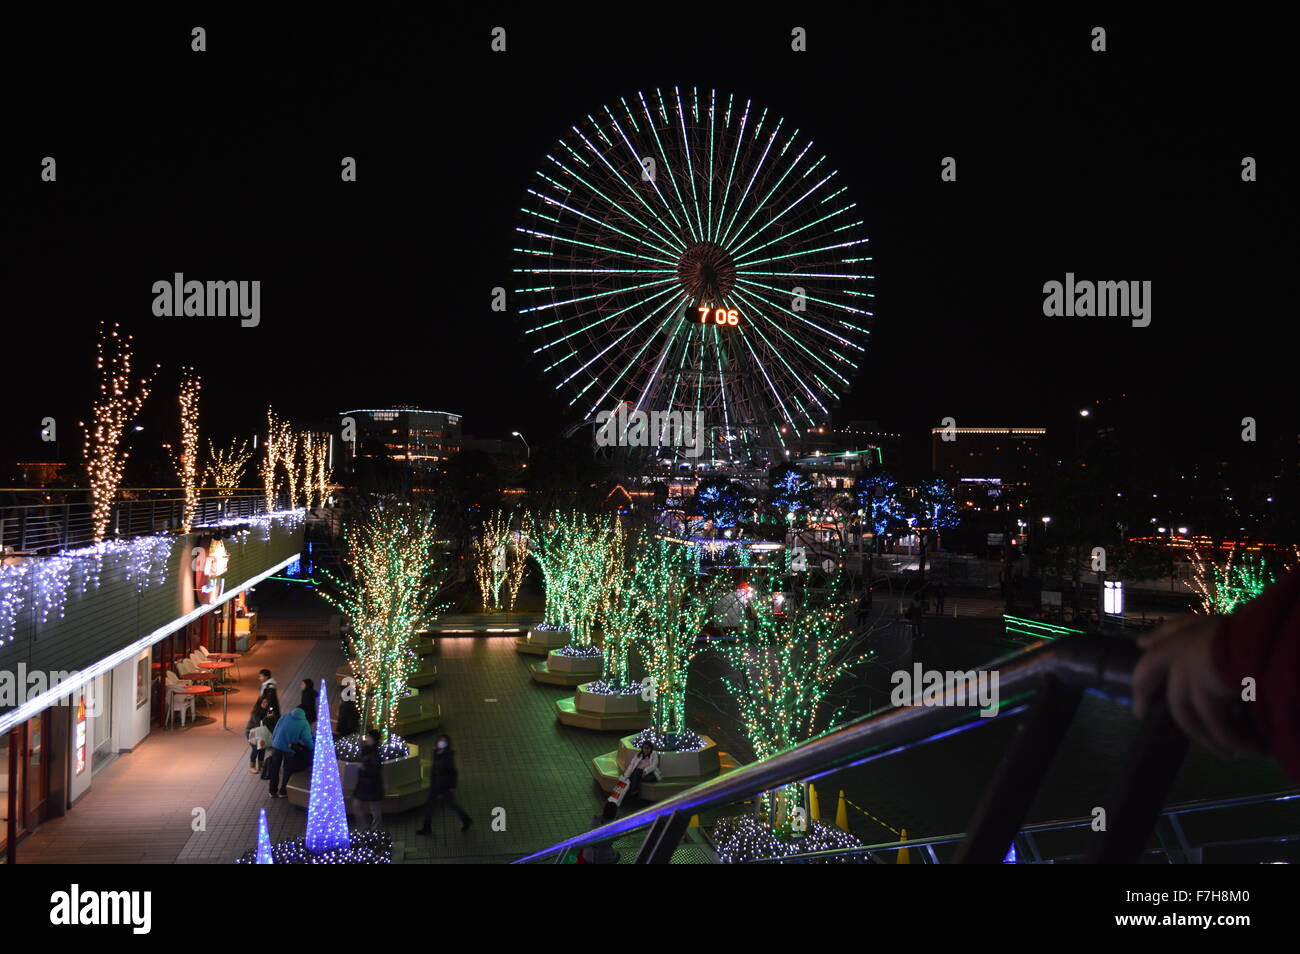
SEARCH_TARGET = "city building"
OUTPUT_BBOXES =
[931,426,1047,487]
[339,407,462,469]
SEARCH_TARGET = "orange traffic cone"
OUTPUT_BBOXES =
[808,784,821,822]
[835,790,850,832]
[897,827,911,864]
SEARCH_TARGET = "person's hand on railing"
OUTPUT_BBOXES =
[1132,616,1266,760]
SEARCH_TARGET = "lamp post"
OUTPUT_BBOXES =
[511,431,530,459]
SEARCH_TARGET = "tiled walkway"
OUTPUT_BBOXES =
[16,636,321,864]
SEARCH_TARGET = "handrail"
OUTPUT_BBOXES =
[742,788,1300,863]
[513,633,1141,863]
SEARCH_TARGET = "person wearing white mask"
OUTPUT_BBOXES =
[416,734,472,835]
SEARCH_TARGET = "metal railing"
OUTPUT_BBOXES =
[514,633,1216,864]
[0,488,275,554]
[745,789,1300,863]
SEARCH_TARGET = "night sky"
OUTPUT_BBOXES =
[3,4,1293,478]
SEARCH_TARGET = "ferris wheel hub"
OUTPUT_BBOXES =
[678,241,736,305]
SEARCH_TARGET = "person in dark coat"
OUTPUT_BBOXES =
[334,699,361,740]
[267,707,313,798]
[244,695,276,772]
[352,729,385,830]
[258,669,280,714]
[416,734,472,834]
[297,678,318,725]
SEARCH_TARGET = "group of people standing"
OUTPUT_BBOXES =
[245,669,318,798]
[244,668,472,835]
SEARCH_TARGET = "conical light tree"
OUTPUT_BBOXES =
[255,808,274,864]
[305,681,350,854]
[719,573,870,830]
[322,504,450,736]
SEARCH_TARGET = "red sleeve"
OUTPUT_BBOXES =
[1213,568,1300,781]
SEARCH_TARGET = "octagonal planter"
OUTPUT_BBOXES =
[287,741,429,813]
[556,682,651,731]
[516,627,571,656]
[590,733,737,801]
[531,648,602,686]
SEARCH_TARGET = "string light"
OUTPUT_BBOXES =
[1190,550,1276,615]
[504,512,531,612]
[255,808,273,865]
[618,537,727,747]
[83,322,155,542]
[719,573,871,829]
[473,511,511,610]
[305,681,351,855]
[710,815,863,864]
[163,367,202,532]
[322,505,450,737]
[206,438,253,496]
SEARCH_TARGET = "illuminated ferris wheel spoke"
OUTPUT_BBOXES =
[534,165,685,259]
[571,127,689,255]
[585,296,692,418]
[730,202,858,264]
[735,277,871,319]
[723,290,831,414]
[533,182,676,258]
[639,90,700,245]
[674,87,708,243]
[531,283,682,354]
[631,306,691,415]
[712,324,733,440]
[516,90,873,455]
[728,165,835,261]
[715,120,781,250]
[733,235,872,270]
[605,105,687,236]
[729,282,864,361]
[706,88,717,243]
[711,96,750,247]
[732,326,803,431]
[514,226,672,270]
[557,286,686,389]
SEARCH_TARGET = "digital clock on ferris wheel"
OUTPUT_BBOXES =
[698,305,740,327]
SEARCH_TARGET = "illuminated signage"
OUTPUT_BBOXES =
[193,537,230,605]
[697,306,740,327]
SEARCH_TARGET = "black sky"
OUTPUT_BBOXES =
[3,3,1294,476]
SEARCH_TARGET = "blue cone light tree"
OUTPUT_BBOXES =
[304,681,351,854]
[256,808,274,864]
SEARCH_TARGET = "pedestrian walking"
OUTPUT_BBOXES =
[416,734,472,834]
[352,729,385,830]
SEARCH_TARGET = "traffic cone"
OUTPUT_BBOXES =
[808,784,821,822]
[897,827,911,865]
[688,814,700,828]
[835,790,849,832]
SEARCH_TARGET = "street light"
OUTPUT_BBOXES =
[511,431,530,459]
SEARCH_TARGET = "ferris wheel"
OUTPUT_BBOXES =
[514,87,874,461]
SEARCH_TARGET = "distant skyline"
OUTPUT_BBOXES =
[3,6,1294,480]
